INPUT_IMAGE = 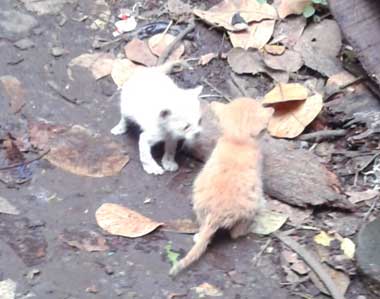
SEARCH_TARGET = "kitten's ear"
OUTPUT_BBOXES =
[159,109,171,118]
[210,101,225,117]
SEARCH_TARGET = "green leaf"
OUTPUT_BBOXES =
[312,0,322,3]
[256,0,267,3]
[165,242,180,266]
[303,5,316,18]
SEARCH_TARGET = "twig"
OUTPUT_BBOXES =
[298,129,347,141]
[362,196,379,224]
[230,73,249,97]
[202,79,232,102]
[47,81,78,105]
[252,238,271,266]
[274,231,346,299]
[358,152,380,173]
[157,21,196,65]
[0,149,50,171]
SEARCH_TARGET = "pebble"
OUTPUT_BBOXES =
[50,47,65,57]
[14,38,35,50]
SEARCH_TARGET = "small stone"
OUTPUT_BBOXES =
[50,47,66,57]
[14,38,35,50]
[126,291,138,299]
[0,9,38,40]
[32,27,44,36]
[85,285,98,294]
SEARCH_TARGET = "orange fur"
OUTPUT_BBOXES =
[169,98,273,276]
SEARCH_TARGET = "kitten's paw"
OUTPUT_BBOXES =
[162,159,179,172]
[111,124,127,135]
[143,163,165,175]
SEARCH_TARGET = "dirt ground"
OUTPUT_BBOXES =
[0,0,378,298]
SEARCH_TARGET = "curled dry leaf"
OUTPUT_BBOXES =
[0,76,26,114]
[68,53,115,80]
[29,121,129,177]
[148,33,184,61]
[193,0,277,32]
[277,0,311,19]
[263,50,303,73]
[264,44,286,55]
[267,93,323,138]
[96,203,163,238]
[263,83,309,105]
[111,59,144,88]
[227,48,265,75]
[251,210,288,235]
[124,38,158,67]
[229,20,276,49]
[199,52,218,66]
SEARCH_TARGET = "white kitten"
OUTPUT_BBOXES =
[111,63,203,175]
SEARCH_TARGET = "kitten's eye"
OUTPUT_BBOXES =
[183,124,191,130]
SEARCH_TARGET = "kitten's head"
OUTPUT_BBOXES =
[159,86,203,141]
[211,98,273,138]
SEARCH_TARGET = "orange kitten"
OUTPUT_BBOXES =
[169,98,273,276]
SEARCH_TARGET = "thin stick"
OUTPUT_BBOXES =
[274,231,346,299]
[230,73,249,97]
[298,129,347,141]
[47,81,78,105]
[362,196,379,224]
[157,21,196,65]
[202,79,232,102]
[0,149,50,171]
[252,238,271,265]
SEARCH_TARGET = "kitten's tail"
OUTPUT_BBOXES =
[169,218,218,277]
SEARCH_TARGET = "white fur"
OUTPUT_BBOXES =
[111,66,202,175]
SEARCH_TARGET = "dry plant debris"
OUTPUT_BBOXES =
[251,210,288,235]
[192,282,223,297]
[148,33,184,61]
[124,38,158,66]
[96,203,163,238]
[0,76,26,114]
[68,52,115,80]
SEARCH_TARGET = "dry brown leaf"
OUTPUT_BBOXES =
[192,282,223,297]
[251,210,288,235]
[228,19,276,49]
[267,93,323,138]
[263,50,303,73]
[0,76,26,114]
[346,190,379,204]
[309,264,350,296]
[29,121,129,177]
[68,53,115,80]
[162,219,199,234]
[267,199,311,226]
[111,59,144,88]
[96,203,163,238]
[263,83,309,105]
[264,44,286,55]
[124,38,158,66]
[198,52,218,66]
[227,48,265,75]
[193,1,277,32]
[148,33,184,60]
[277,0,311,19]
[271,16,306,48]
[62,236,109,252]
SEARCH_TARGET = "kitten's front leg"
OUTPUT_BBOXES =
[162,138,179,172]
[139,131,165,175]
[111,116,128,135]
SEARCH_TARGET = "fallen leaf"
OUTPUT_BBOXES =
[95,203,163,238]
[227,48,265,75]
[61,232,109,252]
[68,53,115,80]
[251,210,288,235]
[111,59,144,88]
[271,16,306,48]
[263,83,309,105]
[124,38,158,66]
[0,279,16,299]
[340,238,355,259]
[346,190,378,204]
[148,33,184,60]
[168,0,192,17]
[0,196,20,215]
[199,52,218,66]
[165,242,180,266]
[193,1,277,32]
[309,264,350,296]
[192,282,223,297]
[314,231,334,247]
[277,0,311,19]
[267,93,323,138]
[29,121,129,177]
[264,44,286,55]
[3,134,24,164]
[267,199,311,226]
[291,259,310,275]
[162,219,199,234]
[229,20,276,49]
[281,249,310,275]
[263,50,303,72]
[0,76,26,114]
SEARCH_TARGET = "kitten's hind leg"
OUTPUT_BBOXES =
[111,116,128,135]
[139,131,165,175]
[230,220,252,240]
[162,138,179,172]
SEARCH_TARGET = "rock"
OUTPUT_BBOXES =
[357,218,380,295]
[0,8,38,40]
[14,38,35,50]
[20,0,78,15]
[50,47,66,57]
